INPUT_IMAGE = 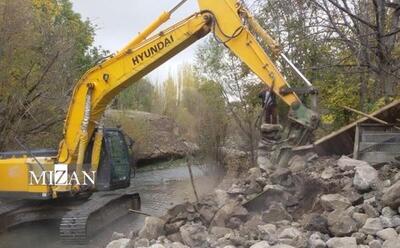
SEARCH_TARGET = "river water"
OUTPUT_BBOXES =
[0,162,220,248]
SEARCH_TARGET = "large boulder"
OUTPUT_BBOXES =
[320,194,351,211]
[105,110,197,163]
[105,239,130,248]
[327,209,358,236]
[138,216,166,240]
[376,228,398,241]
[337,156,369,171]
[353,163,378,192]
[326,237,357,248]
[179,223,209,247]
[360,218,384,235]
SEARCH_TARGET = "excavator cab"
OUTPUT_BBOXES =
[85,128,132,191]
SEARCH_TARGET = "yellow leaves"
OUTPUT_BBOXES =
[32,0,60,17]
[321,114,335,125]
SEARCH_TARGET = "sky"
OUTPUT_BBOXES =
[70,0,203,83]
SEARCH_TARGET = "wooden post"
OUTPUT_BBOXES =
[353,124,360,159]
[186,156,199,203]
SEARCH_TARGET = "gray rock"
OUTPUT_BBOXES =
[382,180,400,209]
[214,189,230,207]
[258,153,274,171]
[167,233,183,243]
[376,228,398,241]
[165,220,186,235]
[258,224,277,241]
[369,240,382,248]
[304,214,329,234]
[250,241,271,248]
[352,213,369,227]
[351,232,366,244]
[360,218,384,235]
[337,156,369,171]
[365,235,375,244]
[347,190,364,205]
[180,223,208,247]
[139,217,166,240]
[326,237,357,248]
[106,239,130,248]
[380,216,394,228]
[262,202,293,223]
[150,245,165,248]
[261,185,296,208]
[278,227,301,239]
[111,232,126,241]
[391,215,400,227]
[168,242,189,248]
[327,210,358,236]
[227,216,242,229]
[383,238,400,248]
[320,194,351,211]
[270,245,295,248]
[363,203,380,218]
[321,167,335,180]
[210,226,234,239]
[353,163,378,192]
[227,184,246,194]
[308,233,326,248]
[211,202,248,227]
[248,167,262,180]
[382,207,397,218]
[134,238,150,248]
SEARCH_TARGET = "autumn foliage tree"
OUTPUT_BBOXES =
[0,0,102,150]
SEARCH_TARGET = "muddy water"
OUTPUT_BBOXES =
[0,163,220,248]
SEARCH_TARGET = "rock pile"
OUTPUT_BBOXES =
[107,154,400,248]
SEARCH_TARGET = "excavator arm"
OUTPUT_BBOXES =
[57,12,212,168]
[59,0,318,170]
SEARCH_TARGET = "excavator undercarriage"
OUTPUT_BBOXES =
[0,191,140,244]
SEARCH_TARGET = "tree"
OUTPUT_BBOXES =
[114,78,155,111]
[195,37,261,164]
[309,0,400,104]
[252,0,365,129]
[0,0,100,150]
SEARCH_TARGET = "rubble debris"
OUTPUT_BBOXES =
[106,238,131,248]
[106,152,400,248]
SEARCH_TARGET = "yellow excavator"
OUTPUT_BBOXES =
[0,0,319,244]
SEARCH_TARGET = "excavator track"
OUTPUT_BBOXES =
[60,192,140,244]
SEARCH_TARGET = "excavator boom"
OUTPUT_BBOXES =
[59,0,317,169]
